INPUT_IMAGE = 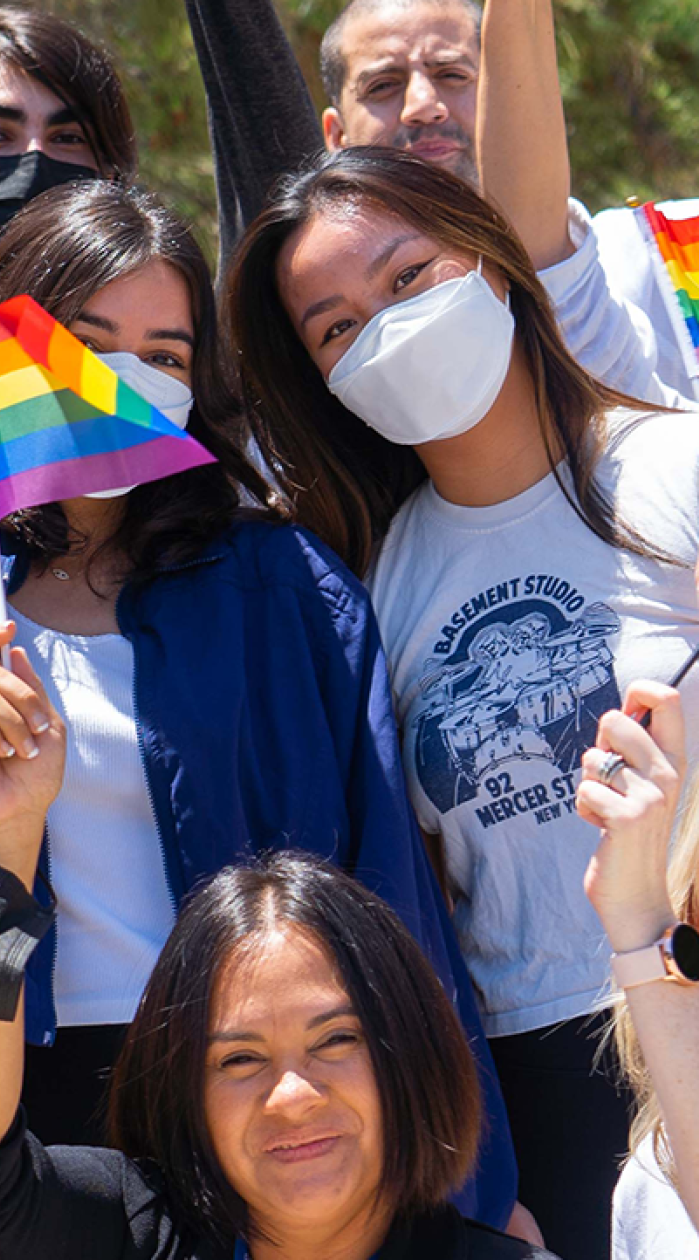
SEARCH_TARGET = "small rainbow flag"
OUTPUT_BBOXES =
[0,294,215,517]
[637,201,699,383]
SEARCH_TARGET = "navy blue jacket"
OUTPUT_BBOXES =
[4,520,515,1226]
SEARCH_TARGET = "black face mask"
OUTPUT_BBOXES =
[0,150,99,228]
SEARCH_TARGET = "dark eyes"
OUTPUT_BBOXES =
[217,1031,361,1072]
[319,259,434,348]
[50,130,90,146]
[321,1031,359,1049]
[321,317,356,347]
[363,69,471,97]
[147,351,187,370]
[71,336,187,374]
[220,1051,261,1069]
[364,78,400,98]
[395,263,426,291]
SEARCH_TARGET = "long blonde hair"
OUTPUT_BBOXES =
[615,774,699,1183]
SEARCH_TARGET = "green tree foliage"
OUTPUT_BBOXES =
[556,0,699,209]
[45,0,218,260]
[45,0,699,261]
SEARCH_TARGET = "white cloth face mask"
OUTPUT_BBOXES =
[327,266,515,446]
[84,351,195,499]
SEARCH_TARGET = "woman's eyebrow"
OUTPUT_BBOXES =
[208,1029,264,1044]
[73,312,119,333]
[306,1003,356,1030]
[365,234,422,280]
[301,294,343,327]
[73,312,194,347]
[145,327,195,347]
[208,1004,356,1043]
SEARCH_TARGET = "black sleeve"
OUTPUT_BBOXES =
[0,1109,170,1259]
[184,0,323,273]
[0,867,54,1022]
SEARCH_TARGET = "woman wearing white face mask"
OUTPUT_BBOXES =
[226,146,699,1260]
[0,179,482,1194]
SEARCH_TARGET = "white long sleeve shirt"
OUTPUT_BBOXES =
[539,199,691,409]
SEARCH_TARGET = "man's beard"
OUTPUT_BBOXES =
[391,120,477,186]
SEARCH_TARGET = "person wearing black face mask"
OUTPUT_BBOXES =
[0,5,136,226]
[0,150,99,228]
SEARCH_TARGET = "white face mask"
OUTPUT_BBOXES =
[327,266,515,446]
[84,351,195,499]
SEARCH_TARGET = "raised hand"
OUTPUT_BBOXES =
[576,680,684,952]
[0,621,65,887]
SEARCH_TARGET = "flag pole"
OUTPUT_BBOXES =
[0,537,12,671]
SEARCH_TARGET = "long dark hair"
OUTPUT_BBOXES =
[108,851,480,1250]
[226,146,671,577]
[0,5,136,179]
[0,181,274,583]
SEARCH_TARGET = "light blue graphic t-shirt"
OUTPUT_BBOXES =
[368,408,699,1036]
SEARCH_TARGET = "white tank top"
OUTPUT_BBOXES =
[12,607,176,1027]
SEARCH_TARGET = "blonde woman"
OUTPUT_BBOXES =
[578,679,699,1257]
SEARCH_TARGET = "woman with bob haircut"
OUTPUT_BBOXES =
[225,144,699,1256]
[0,5,136,225]
[0,177,514,1236]
[578,678,699,1257]
[0,712,558,1260]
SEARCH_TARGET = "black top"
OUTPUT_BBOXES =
[184,0,322,271]
[0,1109,561,1260]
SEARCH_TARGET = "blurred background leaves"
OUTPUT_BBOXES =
[44,0,699,261]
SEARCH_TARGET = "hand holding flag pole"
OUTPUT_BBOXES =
[0,295,217,671]
[0,589,11,672]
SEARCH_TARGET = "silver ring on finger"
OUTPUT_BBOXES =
[598,751,627,787]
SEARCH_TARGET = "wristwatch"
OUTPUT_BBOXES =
[612,922,699,989]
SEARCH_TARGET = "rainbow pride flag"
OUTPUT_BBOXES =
[0,294,215,516]
[636,200,699,383]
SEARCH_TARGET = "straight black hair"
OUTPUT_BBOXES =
[0,5,136,178]
[109,851,481,1250]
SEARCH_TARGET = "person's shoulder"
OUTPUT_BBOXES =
[16,1125,171,1249]
[613,1137,699,1259]
[460,1217,560,1259]
[404,1206,560,1260]
[603,403,699,457]
[28,1129,163,1208]
[614,1134,679,1208]
[214,517,371,617]
[593,203,644,248]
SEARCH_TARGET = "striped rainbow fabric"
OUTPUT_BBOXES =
[0,294,215,516]
[639,201,699,370]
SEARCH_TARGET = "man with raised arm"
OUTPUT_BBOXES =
[187,0,683,411]
[473,0,691,408]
